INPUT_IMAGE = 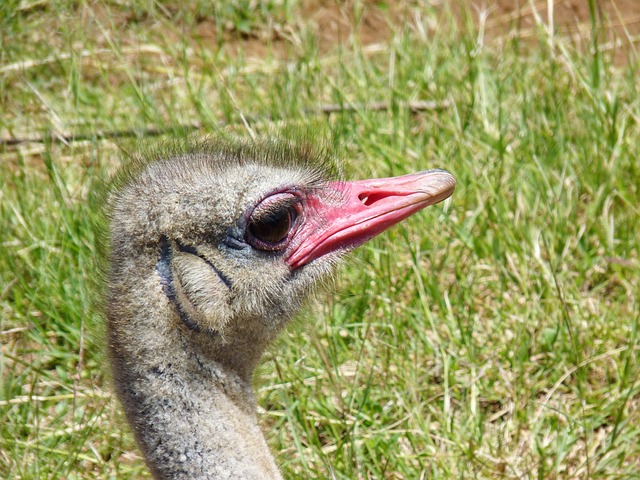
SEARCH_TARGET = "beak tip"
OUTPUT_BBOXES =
[418,168,456,199]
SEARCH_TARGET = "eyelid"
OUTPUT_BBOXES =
[251,195,301,220]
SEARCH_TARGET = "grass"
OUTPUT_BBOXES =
[1,0,640,478]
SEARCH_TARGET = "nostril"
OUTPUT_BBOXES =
[358,191,402,206]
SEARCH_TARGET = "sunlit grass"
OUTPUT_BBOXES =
[1,1,639,478]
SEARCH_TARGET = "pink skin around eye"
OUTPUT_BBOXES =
[285,169,456,269]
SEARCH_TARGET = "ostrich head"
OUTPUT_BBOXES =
[107,137,455,378]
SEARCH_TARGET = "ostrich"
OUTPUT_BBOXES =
[104,136,455,479]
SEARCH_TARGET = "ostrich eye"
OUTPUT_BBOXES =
[246,193,300,251]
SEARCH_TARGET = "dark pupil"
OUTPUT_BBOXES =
[248,207,295,244]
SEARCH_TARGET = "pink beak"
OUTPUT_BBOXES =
[286,169,456,269]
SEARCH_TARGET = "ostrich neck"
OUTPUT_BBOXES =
[108,264,283,479]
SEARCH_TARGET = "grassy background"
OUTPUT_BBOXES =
[1,1,639,478]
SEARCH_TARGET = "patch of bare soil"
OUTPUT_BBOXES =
[298,0,397,50]
[468,0,640,34]
[458,0,640,62]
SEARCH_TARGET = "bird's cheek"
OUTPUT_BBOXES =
[171,252,233,334]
